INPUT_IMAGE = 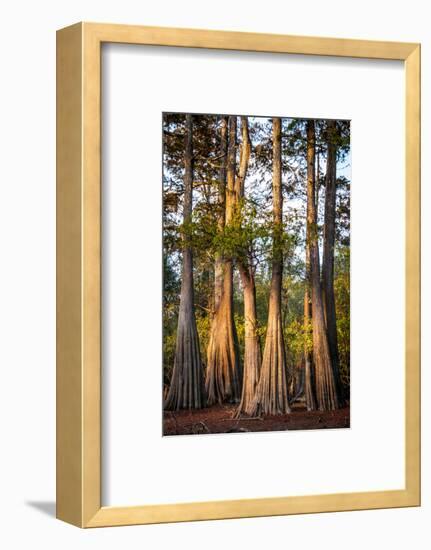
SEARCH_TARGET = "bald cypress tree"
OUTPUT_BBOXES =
[306,119,338,411]
[205,116,242,404]
[322,120,344,405]
[236,117,262,416]
[165,114,205,410]
[249,118,290,416]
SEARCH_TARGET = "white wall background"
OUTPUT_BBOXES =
[0,1,428,548]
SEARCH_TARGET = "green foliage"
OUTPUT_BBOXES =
[163,255,180,386]
[285,319,305,368]
[234,313,246,357]
[196,314,211,367]
[282,276,308,373]
[163,331,177,386]
[334,246,350,393]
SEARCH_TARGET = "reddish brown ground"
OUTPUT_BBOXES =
[163,403,350,436]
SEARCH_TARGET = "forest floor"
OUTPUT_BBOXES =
[163,402,350,436]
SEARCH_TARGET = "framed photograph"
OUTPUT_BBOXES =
[56,22,420,527]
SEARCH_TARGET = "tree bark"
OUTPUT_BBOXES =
[205,116,242,404]
[304,245,317,410]
[322,120,344,404]
[237,267,261,414]
[214,116,228,311]
[249,118,290,416]
[165,114,206,410]
[306,119,339,411]
[236,117,262,416]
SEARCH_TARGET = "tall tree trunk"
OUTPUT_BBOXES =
[249,118,290,416]
[205,116,242,404]
[165,114,205,410]
[306,120,339,411]
[214,116,228,311]
[237,267,261,415]
[236,117,262,416]
[322,120,344,404]
[304,245,316,411]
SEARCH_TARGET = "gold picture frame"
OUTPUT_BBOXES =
[56,22,421,527]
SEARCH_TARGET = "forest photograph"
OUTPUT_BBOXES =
[162,113,350,436]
